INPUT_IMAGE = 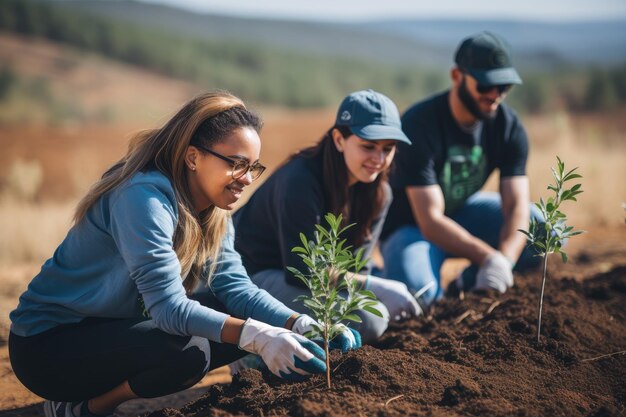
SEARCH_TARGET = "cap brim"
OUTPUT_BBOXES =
[350,124,412,145]
[469,67,523,86]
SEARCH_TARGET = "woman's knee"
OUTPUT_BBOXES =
[178,336,211,384]
[131,336,211,398]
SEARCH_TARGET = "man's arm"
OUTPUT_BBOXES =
[406,185,495,265]
[498,176,530,265]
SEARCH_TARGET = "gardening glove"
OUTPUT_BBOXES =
[365,275,422,321]
[475,251,514,293]
[238,318,326,381]
[292,314,362,353]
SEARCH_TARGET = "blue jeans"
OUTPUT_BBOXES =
[381,192,543,307]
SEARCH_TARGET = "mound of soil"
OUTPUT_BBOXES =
[147,261,626,417]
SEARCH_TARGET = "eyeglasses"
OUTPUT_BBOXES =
[192,144,266,181]
[476,83,513,95]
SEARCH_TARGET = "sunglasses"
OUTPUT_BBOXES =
[192,143,266,181]
[476,83,513,95]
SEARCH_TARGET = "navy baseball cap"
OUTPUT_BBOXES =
[335,89,411,145]
[454,31,522,86]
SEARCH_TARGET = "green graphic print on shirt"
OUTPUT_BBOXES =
[438,145,487,215]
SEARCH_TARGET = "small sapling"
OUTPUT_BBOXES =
[287,213,382,388]
[518,156,584,343]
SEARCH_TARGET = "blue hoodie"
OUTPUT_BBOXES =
[10,171,295,341]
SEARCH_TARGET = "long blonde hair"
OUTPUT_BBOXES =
[74,91,262,292]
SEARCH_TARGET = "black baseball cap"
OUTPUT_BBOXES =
[454,31,522,86]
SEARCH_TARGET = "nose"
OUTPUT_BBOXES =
[373,149,386,165]
[237,170,254,185]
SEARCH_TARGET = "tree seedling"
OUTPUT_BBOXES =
[287,213,382,388]
[518,156,584,343]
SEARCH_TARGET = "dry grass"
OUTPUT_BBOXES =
[1,110,624,268]
[484,111,626,227]
[0,198,75,265]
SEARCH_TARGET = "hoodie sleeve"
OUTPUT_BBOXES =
[203,218,297,327]
[109,180,230,342]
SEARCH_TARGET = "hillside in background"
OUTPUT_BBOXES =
[0,33,197,125]
[1,0,625,118]
[53,0,626,68]
[365,20,626,65]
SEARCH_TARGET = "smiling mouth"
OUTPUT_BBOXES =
[226,184,244,197]
[363,165,382,174]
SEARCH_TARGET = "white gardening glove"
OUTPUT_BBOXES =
[365,275,422,321]
[291,314,362,353]
[238,318,326,381]
[475,251,514,293]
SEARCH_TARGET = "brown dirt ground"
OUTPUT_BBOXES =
[146,227,626,417]
[1,227,624,417]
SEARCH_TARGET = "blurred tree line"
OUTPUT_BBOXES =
[1,0,625,114]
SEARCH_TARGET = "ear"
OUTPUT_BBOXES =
[185,146,199,171]
[451,67,463,87]
[331,128,345,153]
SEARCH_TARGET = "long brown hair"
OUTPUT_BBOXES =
[298,125,388,247]
[74,91,262,292]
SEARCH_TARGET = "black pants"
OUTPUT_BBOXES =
[9,296,246,401]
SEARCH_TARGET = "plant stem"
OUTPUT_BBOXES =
[325,341,331,389]
[537,253,549,343]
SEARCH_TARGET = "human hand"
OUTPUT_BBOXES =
[291,314,362,353]
[238,318,326,380]
[365,275,422,321]
[475,251,514,293]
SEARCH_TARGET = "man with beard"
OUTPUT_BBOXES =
[380,32,542,309]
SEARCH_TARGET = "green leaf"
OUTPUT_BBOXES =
[550,167,559,183]
[338,223,356,236]
[299,232,309,249]
[360,299,380,307]
[563,167,581,180]
[363,305,384,317]
[303,298,323,310]
[315,224,330,239]
[560,251,568,264]
[342,313,362,323]
[359,289,377,299]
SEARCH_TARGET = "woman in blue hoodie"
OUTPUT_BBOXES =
[9,92,359,417]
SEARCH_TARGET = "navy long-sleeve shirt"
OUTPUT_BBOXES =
[233,152,391,288]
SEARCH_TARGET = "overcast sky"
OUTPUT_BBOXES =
[138,0,626,22]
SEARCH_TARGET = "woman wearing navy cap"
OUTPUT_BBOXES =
[233,89,422,343]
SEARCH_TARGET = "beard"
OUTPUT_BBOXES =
[457,76,497,121]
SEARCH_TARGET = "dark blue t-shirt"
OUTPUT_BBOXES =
[381,91,528,240]
[234,151,391,288]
